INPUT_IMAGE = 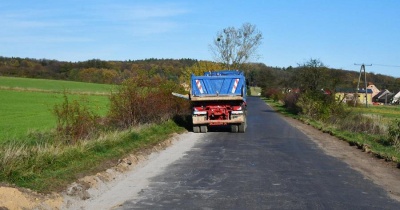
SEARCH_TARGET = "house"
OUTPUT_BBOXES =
[335,88,373,105]
[367,83,380,98]
[392,91,400,104]
[357,89,373,105]
[335,88,355,104]
[373,89,392,104]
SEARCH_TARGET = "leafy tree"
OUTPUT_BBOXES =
[296,58,328,92]
[209,23,263,70]
[179,61,224,87]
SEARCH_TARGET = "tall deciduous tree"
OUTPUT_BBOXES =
[297,58,328,92]
[209,23,263,70]
[179,61,224,87]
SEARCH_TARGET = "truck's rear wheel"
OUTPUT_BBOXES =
[231,125,239,133]
[200,125,208,133]
[239,118,247,133]
[238,122,246,133]
[193,126,200,133]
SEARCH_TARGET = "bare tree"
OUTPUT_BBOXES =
[209,23,263,70]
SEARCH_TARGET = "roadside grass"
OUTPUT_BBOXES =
[0,120,187,193]
[262,98,299,118]
[264,98,400,163]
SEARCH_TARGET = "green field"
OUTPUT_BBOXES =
[0,76,114,93]
[0,77,112,141]
[249,86,262,96]
[353,105,400,119]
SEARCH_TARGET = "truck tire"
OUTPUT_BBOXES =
[238,122,246,133]
[239,117,247,133]
[200,125,208,133]
[231,125,239,133]
[193,126,200,133]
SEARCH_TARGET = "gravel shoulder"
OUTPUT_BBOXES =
[1,115,400,209]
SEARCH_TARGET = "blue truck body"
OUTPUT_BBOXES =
[191,70,246,100]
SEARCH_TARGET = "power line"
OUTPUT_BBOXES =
[371,63,400,68]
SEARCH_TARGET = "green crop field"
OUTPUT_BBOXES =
[0,77,112,142]
[249,86,262,96]
[353,105,400,120]
[0,76,114,93]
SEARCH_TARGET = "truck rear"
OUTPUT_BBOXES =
[190,70,247,133]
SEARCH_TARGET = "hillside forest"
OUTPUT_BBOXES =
[1,56,400,95]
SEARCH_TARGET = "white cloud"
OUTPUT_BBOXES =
[128,4,189,20]
[0,35,93,43]
[89,2,190,36]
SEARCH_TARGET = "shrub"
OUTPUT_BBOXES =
[296,91,348,122]
[53,93,100,144]
[389,119,400,150]
[283,92,300,114]
[107,75,190,129]
[264,88,284,102]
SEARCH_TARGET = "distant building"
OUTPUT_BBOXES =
[335,88,373,105]
[367,83,380,98]
[392,91,400,104]
[357,89,373,105]
[373,89,391,104]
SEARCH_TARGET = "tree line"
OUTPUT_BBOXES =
[0,56,196,84]
[1,56,399,93]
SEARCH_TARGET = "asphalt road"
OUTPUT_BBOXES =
[116,97,399,210]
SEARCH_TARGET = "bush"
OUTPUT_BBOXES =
[107,75,190,129]
[296,91,348,122]
[389,119,400,150]
[283,92,300,114]
[53,93,100,144]
[264,88,284,102]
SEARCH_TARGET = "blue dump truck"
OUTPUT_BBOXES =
[189,70,247,133]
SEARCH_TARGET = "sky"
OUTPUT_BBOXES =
[1,0,399,77]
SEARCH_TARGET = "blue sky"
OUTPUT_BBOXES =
[1,0,399,77]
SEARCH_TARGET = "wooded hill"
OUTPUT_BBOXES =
[1,56,399,93]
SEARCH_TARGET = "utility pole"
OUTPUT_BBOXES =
[354,63,372,107]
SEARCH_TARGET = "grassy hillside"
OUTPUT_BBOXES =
[0,77,112,141]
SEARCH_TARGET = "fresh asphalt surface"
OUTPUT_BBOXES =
[117,97,399,209]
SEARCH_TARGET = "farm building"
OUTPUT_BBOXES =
[367,83,380,98]
[390,91,400,104]
[335,88,373,105]
[373,89,392,104]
